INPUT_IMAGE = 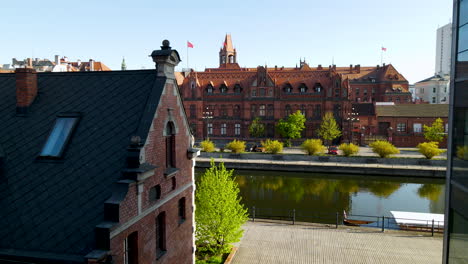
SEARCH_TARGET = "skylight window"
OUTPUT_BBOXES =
[39,115,80,158]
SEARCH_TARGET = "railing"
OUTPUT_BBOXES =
[249,206,444,236]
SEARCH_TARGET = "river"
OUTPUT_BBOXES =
[196,169,445,223]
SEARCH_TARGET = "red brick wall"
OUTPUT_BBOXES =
[109,81,194,264]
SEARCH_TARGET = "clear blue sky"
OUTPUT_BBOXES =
[1,0,453,83]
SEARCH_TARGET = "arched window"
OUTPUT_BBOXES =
[314,83,322,93]
[284,85,292,93]
[207,85,213,94]
[299,84,307,93]
[220,85,227,93]
[234,84,242,93]
[156,212,166,258]
[228,55,234,63]
[166,122,175,168]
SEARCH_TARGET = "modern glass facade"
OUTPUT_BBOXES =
[444,0,468,263]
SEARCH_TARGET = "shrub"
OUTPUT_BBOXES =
[339,143,359,157]
[225,140,246,153]
[369,140,399,158]
[301,139,325,155]
[261,139,283,154]
[456,145,468,160]
[417,142,445,159]
[200,139,215,152]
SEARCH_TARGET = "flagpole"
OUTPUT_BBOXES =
[187,40,189,69]
[380,45,383,65]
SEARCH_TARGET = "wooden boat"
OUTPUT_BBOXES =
[343,210,375,226]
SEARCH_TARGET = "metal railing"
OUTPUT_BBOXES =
[249,206,444,236]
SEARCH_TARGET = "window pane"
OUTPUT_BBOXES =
[40,117,77,157]
[448,210,468,262]
[458,24,468,53]
[460,0,468,26]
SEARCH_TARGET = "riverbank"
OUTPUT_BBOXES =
[196,153,447,178]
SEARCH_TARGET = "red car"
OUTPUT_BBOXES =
[328,146,338,155]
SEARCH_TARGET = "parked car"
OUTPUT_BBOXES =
[328,146,338,155]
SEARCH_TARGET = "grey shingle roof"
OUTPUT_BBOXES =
[0,70,165,260]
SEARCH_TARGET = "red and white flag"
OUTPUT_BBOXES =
[381,47,387,52]
[187,41,194,48]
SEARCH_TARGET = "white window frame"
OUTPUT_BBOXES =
[413,123,422,133]
[221,123,227,135]
[235,124,241,136]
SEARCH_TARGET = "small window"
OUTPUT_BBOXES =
[397,123,406,132]
[259,88,266,96]
[178,197,186,224]
[156,212,167,259]
[413,123,422,133]
[207,123,213,135]
[432,97,436,103]
[165,122,176,168]
[220,85,227,94]
[267,104,274,117]
[207,85,213,94]
[234,84,242,93]
[355,88,360,95]
[235,124,241,136]
[233,105,241,117]
[251,89,257,97]
[284,85,292,93]
[433,87,436,93]
[285,105,291,117]
[39,116,80,158]
[251,105,257,116]
[299,85,307,93]
[221,123,227,135]
[149,185,162,201]
[171,177,176,190]
[259,105,266,116]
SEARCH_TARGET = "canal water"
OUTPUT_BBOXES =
[196,169,445,223]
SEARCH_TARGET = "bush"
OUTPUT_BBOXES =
[339,143,359,157]
[262,139,283,154]
[417,142,445,159]
[369,140,399,158]
[456,145,468,160]
[301,139,325,155]
[225,140,246,153]
[200,139,215,152]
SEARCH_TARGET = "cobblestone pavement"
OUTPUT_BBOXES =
[231,221,443,264]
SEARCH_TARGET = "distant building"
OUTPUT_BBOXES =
[408,84,416,101]
[179,34,412,144]
[435,23,452,75]
[3,55,111,72]
[0,41,196,264]
[414,74,450,104]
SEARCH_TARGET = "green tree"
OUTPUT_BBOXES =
[195,160,248,257]
[423,118,446,142]
[317,112,342,145]
[276,110,306,145]
[249,117,265,138]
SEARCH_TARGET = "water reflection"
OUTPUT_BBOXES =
[195,169,445,219]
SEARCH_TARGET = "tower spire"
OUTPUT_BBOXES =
[219,34,238,67]
[121,57,127,71]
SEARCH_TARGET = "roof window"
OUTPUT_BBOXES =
[39,114,80,159]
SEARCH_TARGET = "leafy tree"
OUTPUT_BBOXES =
[276,110,306,145]
[195,160,248,257]
[317,112,342,145]
[423,118,446,142]
[249,117,265,138]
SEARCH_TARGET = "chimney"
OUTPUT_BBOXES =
[15,68,38,115]
[27,58,33,68]
[77,59,81,67]
[317,64,322,70]
[355,64,361,73]
[150,40,181,79]
[55,55,60,65]
[89,59,94,71]
[349,64,353,72]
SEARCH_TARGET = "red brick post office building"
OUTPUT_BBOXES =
[0,40,198,264]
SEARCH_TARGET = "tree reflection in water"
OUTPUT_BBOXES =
[417,184,444,201]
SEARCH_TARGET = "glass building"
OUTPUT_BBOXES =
[444,0,468,263]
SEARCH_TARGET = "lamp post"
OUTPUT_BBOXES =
[360,126,366,146]
[202,107,213,140]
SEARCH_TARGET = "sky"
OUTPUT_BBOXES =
[1,0,453,84]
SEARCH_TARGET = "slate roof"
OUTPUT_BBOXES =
[352,103,375,116]
[376,104,449,117]
[0,70,165,261]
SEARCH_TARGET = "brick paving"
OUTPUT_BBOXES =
[231,221,443,264]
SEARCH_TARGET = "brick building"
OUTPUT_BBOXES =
[0,40,197,264]
[179,35,412,143]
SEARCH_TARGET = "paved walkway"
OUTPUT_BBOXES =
[231,221,443,264]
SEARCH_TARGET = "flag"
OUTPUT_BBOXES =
[381,47,387,52]
[187,41,194,48]
[223,41,227,47]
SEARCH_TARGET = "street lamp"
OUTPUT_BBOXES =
[202,107,213,140]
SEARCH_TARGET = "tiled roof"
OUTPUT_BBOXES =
[0,70,164,258]
[376,104,449,117]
